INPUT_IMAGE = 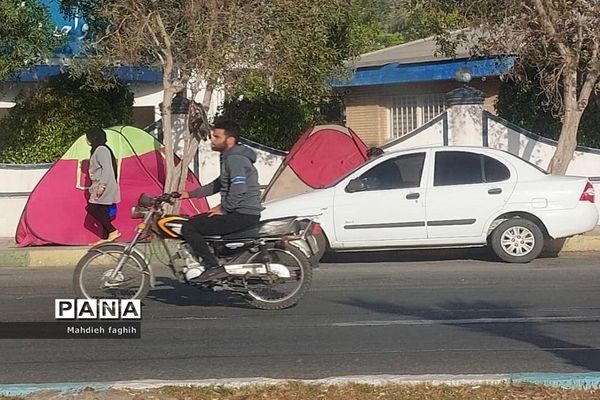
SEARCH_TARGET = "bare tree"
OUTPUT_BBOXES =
[78,0,265,194]
[73,0,379,196]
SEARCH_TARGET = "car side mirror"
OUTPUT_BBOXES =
[345,178,366,193]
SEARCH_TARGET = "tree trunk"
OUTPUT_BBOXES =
[154,10,177,195]
[548,68,583,175]
[201,82,215,114]
[171,84,214,212]
[548,109,583,174]
[162,86,176,192]
[176,84,214,190]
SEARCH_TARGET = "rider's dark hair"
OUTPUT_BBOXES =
[212,116,241,143]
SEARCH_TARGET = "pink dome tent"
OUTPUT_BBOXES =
[16,126,209,246]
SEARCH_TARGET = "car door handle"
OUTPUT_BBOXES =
[406,193,420,200]
[488,188,502,195]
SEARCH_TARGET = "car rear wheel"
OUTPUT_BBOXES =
[490,218,544,263]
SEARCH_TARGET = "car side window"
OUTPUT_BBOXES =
[434,151,483,186]
[360,153,425,191]
[483,155,511,182]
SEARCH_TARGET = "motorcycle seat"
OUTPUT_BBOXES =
[205,217,301,240]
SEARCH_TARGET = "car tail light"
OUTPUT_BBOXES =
[580,182,595,203]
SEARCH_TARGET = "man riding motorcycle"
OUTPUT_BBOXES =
[179,117,263,282]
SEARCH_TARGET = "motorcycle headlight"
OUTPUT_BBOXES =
[130,206,147,219]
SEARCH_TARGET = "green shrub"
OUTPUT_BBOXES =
[0,73,133,163]
[219,93,343,151]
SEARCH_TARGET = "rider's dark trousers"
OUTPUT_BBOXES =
[181,212,260,268]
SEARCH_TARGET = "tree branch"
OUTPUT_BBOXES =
[530,0,570,58]
[574,20,583,68]
[578,41,600,110]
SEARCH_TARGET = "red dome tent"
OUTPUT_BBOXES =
[262,125,368,202]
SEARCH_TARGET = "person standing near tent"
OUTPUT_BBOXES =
[179,117,262,282]
[85,127,121,245]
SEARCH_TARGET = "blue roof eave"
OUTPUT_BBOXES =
[332,57,515,88]
[9,64,163,84]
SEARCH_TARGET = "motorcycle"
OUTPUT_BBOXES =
[73,192,320,310]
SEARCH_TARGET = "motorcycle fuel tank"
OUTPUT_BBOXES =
[156,216,189,239]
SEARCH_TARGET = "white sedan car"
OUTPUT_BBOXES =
[262,146,598,263]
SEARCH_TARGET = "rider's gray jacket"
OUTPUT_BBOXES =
[189,144,263,215]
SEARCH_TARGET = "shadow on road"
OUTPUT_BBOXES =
[144,276,254,309]
[337,298,600,371]
[322,246,561,264]
[323,248,495,263]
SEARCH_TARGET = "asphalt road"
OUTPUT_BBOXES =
[1,249,599,384]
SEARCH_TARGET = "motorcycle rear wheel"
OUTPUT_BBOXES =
[237,245,312,310]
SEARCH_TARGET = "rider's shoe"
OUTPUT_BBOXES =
[184,267,204,280]
[192,266,228,282]
[184,247,205,280]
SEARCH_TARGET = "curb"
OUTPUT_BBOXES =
[510,373,600,389]
[0,243,159,268]
[556,235,600,252]
[0,247,89,268]
[2,373,600,396]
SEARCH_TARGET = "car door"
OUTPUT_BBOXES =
[425,150,517,239]
[333,151,429,246]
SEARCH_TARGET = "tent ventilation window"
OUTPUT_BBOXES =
[390,94,446,138]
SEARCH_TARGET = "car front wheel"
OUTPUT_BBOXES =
[490,218,544,263]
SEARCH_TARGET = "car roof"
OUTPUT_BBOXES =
[383,145,505,154]
[378,145,549,175]
[381,145,528,161]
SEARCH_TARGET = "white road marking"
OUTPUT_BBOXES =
[333,315,600,327]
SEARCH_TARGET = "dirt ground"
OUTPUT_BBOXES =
[3,382,600,400]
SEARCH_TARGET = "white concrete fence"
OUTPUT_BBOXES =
[1,164,50,238]
[2,91,600,238]
[382,99,600,221]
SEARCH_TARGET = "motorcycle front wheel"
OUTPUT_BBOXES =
[73,244,151,300]
[236,244,313,310]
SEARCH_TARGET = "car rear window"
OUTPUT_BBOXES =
[434,151,483,186]
[434,151,512,186]
[484,156,511,182]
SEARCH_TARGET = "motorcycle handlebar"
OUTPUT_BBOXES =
[155,192,182,204]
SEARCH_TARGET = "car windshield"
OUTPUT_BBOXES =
[324,156,381,188]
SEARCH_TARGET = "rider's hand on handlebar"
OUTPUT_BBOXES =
[207,204,223,217]
[178,191,189,199]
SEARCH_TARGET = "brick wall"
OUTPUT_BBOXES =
[341,78,501,146]
[343,89,388,146]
